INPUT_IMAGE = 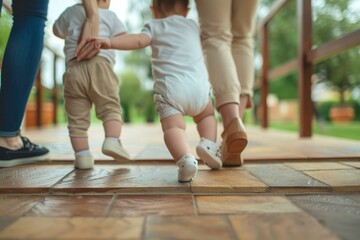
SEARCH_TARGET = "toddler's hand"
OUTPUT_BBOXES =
[95,40,102,49]
[93,38,111,49]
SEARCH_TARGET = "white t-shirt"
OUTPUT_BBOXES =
[141,15,210,115]
[54,4,127,65]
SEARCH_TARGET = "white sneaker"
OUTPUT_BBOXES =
[176,154,198,182]
[102,138,131,161]
[74,154,94,169]
[196,138,222,170]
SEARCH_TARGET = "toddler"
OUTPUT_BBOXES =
[53,0,130,169]
[89,0,222,181]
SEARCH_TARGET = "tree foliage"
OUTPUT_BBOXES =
[117,1,156,123]
[258,0,360,103]
[257,0,302,100]
[119,70,142,123]
[0,10,12,61]
[266,0,298,100]
[313,0,360,104]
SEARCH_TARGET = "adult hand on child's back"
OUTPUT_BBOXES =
[75,1,99,61]
[76,40,100,61]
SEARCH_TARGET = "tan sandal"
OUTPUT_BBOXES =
[221,118,247,166]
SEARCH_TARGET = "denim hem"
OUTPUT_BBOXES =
[0,130,20,137]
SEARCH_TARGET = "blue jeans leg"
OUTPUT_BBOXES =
[0,0,49,137]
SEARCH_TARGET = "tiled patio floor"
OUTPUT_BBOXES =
[0,124,359,239]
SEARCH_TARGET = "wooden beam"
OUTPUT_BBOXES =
[308,28,360,63]
[258,0,289,30]
[35,67,43,127]
[52,55,58,125]
[268,59,298,80]
[298,0,313,138]
[261,24,269,129]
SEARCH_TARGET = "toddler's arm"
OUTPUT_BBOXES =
[96,33,151,50]
[53,25,64,39]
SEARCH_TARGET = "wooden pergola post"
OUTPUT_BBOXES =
[261,23,269,129]
[298,0,313,137]
[35,66,43,127]
[52,55,58,125]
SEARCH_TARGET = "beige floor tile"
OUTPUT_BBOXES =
[245,163,330,192]
[25,196,112,217]
[135,144,173,160]
[24,124,360,162]
[229,213,339,240]
[0,217,19,233]
[285,162,353,171]
[288,194,360,240]
[109,195,195,217]
[197,163,212,170]
[198,164,243,171]
[0,165,74,193]
[144,215,233,240]
[341,161,360,169]
[304,169,360,191]
[245,146,307,159]
[196,195,301,214]
[53,165,190,193]
[0,195,42,217]
[191,170,268,193]
[0,216,144,239]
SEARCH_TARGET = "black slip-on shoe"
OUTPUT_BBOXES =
[0,136,50,168]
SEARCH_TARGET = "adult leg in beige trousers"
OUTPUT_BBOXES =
[196,0,259,166]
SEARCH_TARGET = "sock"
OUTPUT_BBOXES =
[105,137,118,142]
[75,149,91,157]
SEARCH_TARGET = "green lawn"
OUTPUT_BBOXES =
[268,121,360,141]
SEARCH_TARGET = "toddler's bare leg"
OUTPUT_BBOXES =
[161,114,190,161]
[193,99,217,142]
[70,137,89,152]
[103,120,121,138]
[194,99,222,169]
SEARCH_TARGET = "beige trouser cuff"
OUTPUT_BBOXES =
[215,90,240,110]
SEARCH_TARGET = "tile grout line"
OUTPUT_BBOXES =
[21,195,46,217]
[141,216,149,240]
[103,194,118,217]
[224,215,239,240]
[48,169,76,195]
[242,167,271,193]
[191,194,199,216]
[299,169,333,190]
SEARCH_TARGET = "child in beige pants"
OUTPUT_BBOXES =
[53,0,130,169]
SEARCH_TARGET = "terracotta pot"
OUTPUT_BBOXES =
[329,105,354,123]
